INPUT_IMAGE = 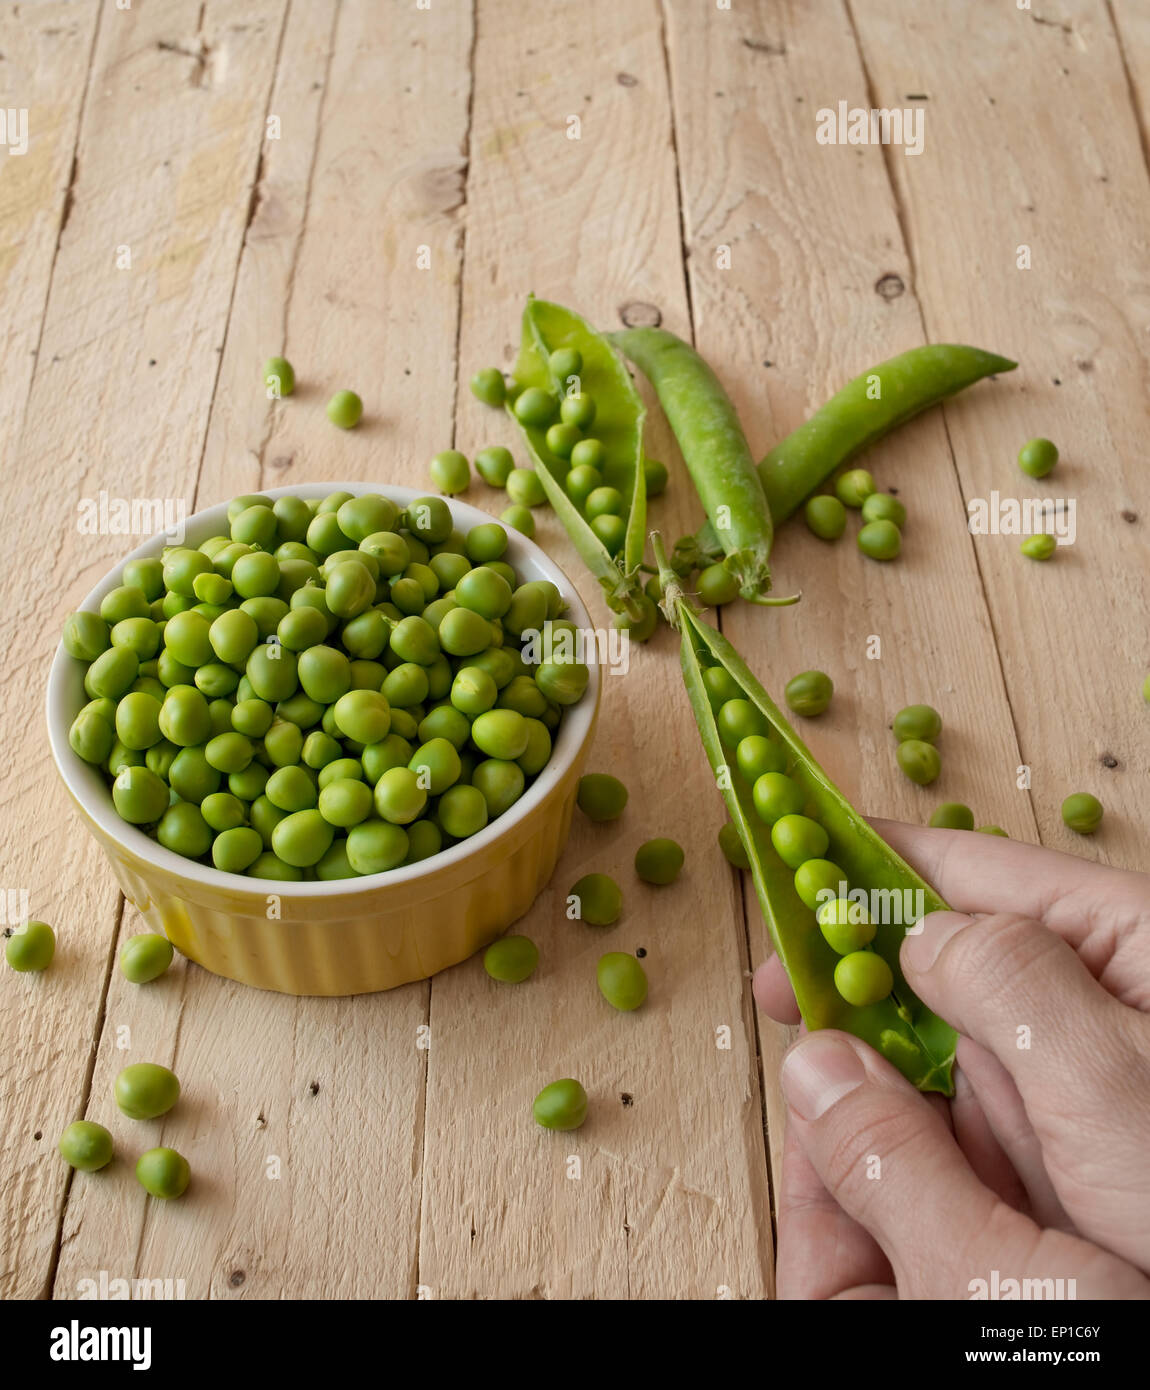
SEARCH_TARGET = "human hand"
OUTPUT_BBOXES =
[753,821,1150,1299]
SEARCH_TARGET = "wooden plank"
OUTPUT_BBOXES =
[660,0,1042,1221]
[419,0,774,1301]
[55,0,477,1299]
[15,0,291,1298]
[0,0,103,1303]
[851,0,1150,868]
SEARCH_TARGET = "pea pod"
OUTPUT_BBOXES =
[762,343,1016,523]
[508,298,647,621]
[654,539,956,1094]
[610,327,795,606]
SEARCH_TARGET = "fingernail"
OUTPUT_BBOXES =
[781,1034,865,1120]
[902,910,972,973]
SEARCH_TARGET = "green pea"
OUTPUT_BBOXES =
[505,468,547,509]
[121,933,175,984]
[228,762,269,801]
[564,464,603,507]
[861,492,906,528]
[569,438,604,471]
[468,757,523,816]
[533,1078,588,1131]
[317,778,374,828]
[112,765,169,823]
[793,858,848,912]
[697,563,739,607]
[201,791,247,831]
[418,704,471,749]
[475,445,515,487]
[204,731,253,774]
[266,765,318,812]
[803,494,847,540]
[785,670,834,718]
[896,739,941,786]
[405,496,453,545]
[816,898,876,954]
[122,556,166,601]
[736,734,786,782]
[463,523,507,566]
[405,819,442,863]
[702,666,742,712]
[273,495,313,542]
[634,837,683,885]
[545,422,581,459]
[718,821,749,869]
[892,704,941,743]
[1020,533,1057,561]
[589,514,624,555]
[770,813,830,869]
[100,583,151,625]
[584,485,623,521]
[263,718,303,768]
[372,767,427,825]
[470,367,506,406]
[513,386,557,427]
[596,952,648,1011]
[539,661,589,707]
[1018,437,1058,478]
[1061,792,1103,834]
[389,615,440,667]
[560,392,596,430]
[157,801,213,856]
[245,643,299,704]
[834,951,893,1007]
[858,519,901,561]
[576,773,628,822]
[548,346,583,382]
[85,645,138,700]
[483,934,539,983]
[271,808,335,866]
[340,819,406,874]
[136,1146,191,1200]
[456,566,513,620]
[438,783,489,838]
[58,1120,113,1172]
[115,1062,179,1120]
[430,450,470,495]
[516,718,551,776]
[644,458,668,496]
[212,826,263,873]
[5,920,55,972]
[381,662,428,708]
[70,709,115,765]
[63,610,111,662]
[977,825,1009,837]
[408,737,463,796]
[835,468,876,508]
[929,802,975,830]
[568,872,622,926]
[450,666,498,717]
[500,504,535,538]
[111,616,161,658]
[717,697,769,746]
[327,389,363,428]
[263,354,296,396]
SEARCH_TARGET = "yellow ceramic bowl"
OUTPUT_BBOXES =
[47,484,601,995]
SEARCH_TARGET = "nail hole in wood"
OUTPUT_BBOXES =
[1100,754,1119,769]
[619,301,662,328]
[228,1270,246,1288]
[875,273,904,300]
[308,1081,320,1096]
[635,947,647,958]
[620,1093,634,1107]
[1121,510,1137,523]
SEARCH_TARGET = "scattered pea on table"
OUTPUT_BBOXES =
[1061,792,1103,834]
[597,952,648,1011]
[114,1062,180,1120]
[533,1078,588,1131]
[784,670,833,717]
[568,872,622,926]
[483,934,539,983]
[58,1121,114,1172]
[634,838,684,885]
[5,920,55,972]
[120,932,175,984]
[136,1147,191,1200]
[576,773,628,822]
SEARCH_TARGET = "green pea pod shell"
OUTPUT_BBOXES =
[508,298,647,621]
[664,584,956,1094]
[760,343,1017,523]
[610,327,791,605]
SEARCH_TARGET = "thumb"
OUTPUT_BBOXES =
[779,1031,1147,1297]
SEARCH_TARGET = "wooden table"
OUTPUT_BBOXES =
[3,0,1147,1301]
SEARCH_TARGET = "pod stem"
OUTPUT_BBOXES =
[651,532,693,630]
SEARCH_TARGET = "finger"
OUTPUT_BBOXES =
[871,818,1150,1003]
[948,1052,1032,1214]
[903,912,1150,1269]
[777,1029,1122,1297]
[955,1036,1072,1231]
[776,1107,893,1299]
[752,956,800,1024]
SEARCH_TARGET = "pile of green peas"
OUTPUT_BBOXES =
[63,491,590,880]
[706,664,894,1009]
[803,467,906,563]
[469,349,668,559]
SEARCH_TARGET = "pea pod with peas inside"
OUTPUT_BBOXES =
[506,298,649,624]
[654,539,956,1095]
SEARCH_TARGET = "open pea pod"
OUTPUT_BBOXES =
[656,557,956,1093]
[508,298,648,622]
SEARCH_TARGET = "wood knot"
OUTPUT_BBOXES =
[616,72,638,87]
[619,301,662,328]
[875,273,905,300]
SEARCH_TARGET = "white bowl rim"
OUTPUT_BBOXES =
[46,482,601,897]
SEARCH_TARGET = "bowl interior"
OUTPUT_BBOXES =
[47,482,601,897]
